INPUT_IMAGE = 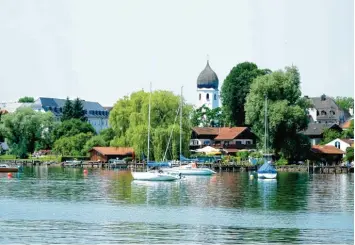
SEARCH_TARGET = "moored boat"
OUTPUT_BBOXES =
[168,162,216,176]
[132,170,180,181]
[0,164,19,172]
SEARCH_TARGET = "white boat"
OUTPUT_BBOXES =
[168,163,216,176]
[257,172,277,179]
[132,170,180,181]
[131,83,178,182]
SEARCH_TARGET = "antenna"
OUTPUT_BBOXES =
[180,86,183,163]
[147,82,152,170]
[207,54,210,63]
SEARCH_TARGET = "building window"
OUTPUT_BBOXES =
[335,141,340,149]
[321,110,327,116]
[214,94,217,100]
[329,110,335,115]
[206,93,210,100]
[317,110,319,116]
[199,94,201,100]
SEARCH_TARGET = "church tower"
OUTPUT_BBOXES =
[196,60,219,110]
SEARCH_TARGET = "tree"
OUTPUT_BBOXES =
[82,135,107,154]
[0,108,56,158]
[61,97,73,121]
[245,66,311,161]
[52,119,96,141]
[191,105,227,127]
[99,128,115,145]
[72,97,87,121]
[109,90,192,161]
[53,132,93,156]
[320,129,343,145]
[334,96,354,111]
[221,62,270,126]
[18,96,35,103]
[342,120,354,139]
[345,147,354,162]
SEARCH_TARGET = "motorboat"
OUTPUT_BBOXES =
[168,162,216,176]
[131,170,180,181]
[0,164,19,172]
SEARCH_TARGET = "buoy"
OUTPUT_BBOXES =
[249,174,254,180]
[83,169,88,174]
[7,172,13,178]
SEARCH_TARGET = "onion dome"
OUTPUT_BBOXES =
[197,61,219,89]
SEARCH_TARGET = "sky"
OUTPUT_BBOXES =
[0,0,353,106]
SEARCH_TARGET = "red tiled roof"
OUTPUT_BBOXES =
[311,145,345,155]
[341,119,353,129]
[89,147,134,155]
[214,127,248,140]
[192,127,219,135]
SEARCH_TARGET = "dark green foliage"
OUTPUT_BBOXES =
[82,135,107,154]
[342,120,354,139]
[99,128,115,144]
[53,132,93,156]
[52,119,95,140]
[245,66,311,161]
[72,97,87,121]
[221,62,269,126]
[321,129,343,145]
[18,96,35,103]
[61,97,73,121]
[345,147,354,162]
[191,105,227,127]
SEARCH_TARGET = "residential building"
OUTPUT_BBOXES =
[196,60,220,110]
[29,97,109,133]
[0,102,25,113]
[310,145,345,165]
[307,94,351,124]
[190,127,257,154]
[326,138,354,153]
[302,123,343,145]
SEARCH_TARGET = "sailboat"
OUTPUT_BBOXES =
[257,95,277,179]
[167,87,216,176]
[131,83,179,181]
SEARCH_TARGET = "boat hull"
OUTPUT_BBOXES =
[168,168,216,176]
[0,168,18,173]
[131,172,179,181]
[257,173,277,179]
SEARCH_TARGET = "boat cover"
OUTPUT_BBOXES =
[257,160,277,174]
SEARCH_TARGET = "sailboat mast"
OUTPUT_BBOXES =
[179,86,183,162]
[264,94,268,158]
[147,82,152,170]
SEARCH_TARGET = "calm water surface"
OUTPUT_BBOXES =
[0,167,353,244]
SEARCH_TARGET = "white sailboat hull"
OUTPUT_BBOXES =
[168,167,216,176]
[131,171,179,181]
[257,173,277,179]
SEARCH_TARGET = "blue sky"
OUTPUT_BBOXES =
[0,0,353,106]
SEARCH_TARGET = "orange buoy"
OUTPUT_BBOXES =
[83,169,88,174]
[7,172,12,178]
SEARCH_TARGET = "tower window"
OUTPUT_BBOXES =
[206,94,210,100]
[214,94,217,100]
[199,93,201,100]
[321,110,327,116]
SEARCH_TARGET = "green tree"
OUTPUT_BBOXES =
[0,108,56,158]
[342,120,354,139]
[245,66,311,161]
[72,97,87,121]
[345,147,354,162]
[18,96,35,103]
[334,96,354,111]
[82,135,107,154]
[221,62,270,126]
[52,119,95,141]
[61,97,73,121]
[99,128,115,144]
[109,90,192,161]
[191,105,227,127]
[53,132,93,156]
[320,129,343,145]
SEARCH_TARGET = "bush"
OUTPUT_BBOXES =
[276,157,288,166]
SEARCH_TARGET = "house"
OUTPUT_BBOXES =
[310,145,345,165]
[301,122,343,145]
[307,94,351,124]
[326,138,354,153]
[190,127,256,154]
[29,97,110,133]
[0,102,25,113]
[89,147,135,162]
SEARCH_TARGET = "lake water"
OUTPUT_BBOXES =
[0,167,353,244]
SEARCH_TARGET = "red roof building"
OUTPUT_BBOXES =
[89,147,135,162]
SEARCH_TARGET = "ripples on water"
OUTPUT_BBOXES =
[0,167,353,244]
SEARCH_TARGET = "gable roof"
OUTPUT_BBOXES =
[89,147,134,155]
[214,127,249,140]
[302,123,342,136]
[192,127,219,136]
[311,145,345,154]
